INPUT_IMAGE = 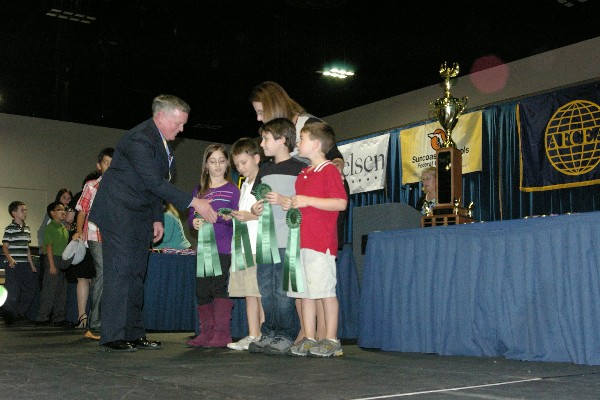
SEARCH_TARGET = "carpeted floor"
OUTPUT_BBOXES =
[2,321,600,399]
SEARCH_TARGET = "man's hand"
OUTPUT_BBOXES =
[153,221,164,243]
[192,198,217,223]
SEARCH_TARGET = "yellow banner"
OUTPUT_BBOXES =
[399,111,483,184]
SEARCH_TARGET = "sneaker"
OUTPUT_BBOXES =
[263,336,293,356]
[287,337,317,357]
[227,335,259,351]
[248,336,275,354]
[308,339,343,357]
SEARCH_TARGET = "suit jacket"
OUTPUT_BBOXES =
[89,118,192,244]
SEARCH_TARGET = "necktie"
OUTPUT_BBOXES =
[163,139,173,166]
[162,139,173,181]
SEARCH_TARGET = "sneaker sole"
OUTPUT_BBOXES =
[307,350,344,358]
[262,348,289,356]
[287,350,308,357]
[248,346,265,354]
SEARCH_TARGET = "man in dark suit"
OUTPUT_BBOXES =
[89,94,217,352]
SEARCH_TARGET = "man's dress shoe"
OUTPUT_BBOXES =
[99,340,137,352]
[131,337,162,350]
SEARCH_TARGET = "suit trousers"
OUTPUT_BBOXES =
[100,231,150,345]
[87,240,104,330]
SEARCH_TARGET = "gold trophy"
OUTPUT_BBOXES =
[421,62,475,227]
[431,62,468,148]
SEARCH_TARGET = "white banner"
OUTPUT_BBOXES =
[339,133,390,194]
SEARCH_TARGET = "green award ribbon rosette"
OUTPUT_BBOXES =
[195,212,222,278]
[283,208,303,292]
[222,208,255,272]
[253,183,281,265]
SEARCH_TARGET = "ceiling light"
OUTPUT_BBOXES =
[45,8,96,24]
[320,68,355,79]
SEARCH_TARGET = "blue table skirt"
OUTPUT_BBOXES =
[143,247,360,339]
[359,212,600,365]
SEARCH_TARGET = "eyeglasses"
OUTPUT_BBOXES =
[53,209,66,212]
[207,159,227,166]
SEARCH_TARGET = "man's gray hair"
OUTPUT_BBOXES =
[152,94,191,116]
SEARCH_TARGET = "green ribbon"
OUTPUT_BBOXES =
[283,208,303,293]
[195,215,222,278]
[231,219,255,271]
[254,183,281,265]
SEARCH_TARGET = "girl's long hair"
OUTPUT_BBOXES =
[197,143,232,198]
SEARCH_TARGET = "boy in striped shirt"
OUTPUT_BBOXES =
[2,201,37,325]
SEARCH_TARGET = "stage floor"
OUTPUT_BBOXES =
[2,322,600,399]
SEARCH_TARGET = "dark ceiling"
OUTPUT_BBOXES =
[1,0,599,143]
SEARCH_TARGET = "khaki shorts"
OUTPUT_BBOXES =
[228,254,261,298]
[287,248,337,299]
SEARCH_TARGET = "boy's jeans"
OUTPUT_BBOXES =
[257,248,297,340]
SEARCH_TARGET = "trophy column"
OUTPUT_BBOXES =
[421,62,475,227]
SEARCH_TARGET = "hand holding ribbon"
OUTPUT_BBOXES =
[253,183,281,265]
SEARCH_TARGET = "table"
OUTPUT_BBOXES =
[144,253,198,332]
[359,212,600,365]
[143,246,360,339]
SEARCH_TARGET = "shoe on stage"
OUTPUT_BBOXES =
[131,337,162,350]
[84,330,100,341]
[99,340,137,352]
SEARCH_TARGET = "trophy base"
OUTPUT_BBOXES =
[421,213,476,227]
[432,205,469,217]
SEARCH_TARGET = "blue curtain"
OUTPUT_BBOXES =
[340,98,600,244]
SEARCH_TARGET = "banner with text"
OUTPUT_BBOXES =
[399,111,483,184]
[339,133,390,194]
[518,83,600,191]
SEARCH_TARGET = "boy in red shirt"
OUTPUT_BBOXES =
[284,121,347,357]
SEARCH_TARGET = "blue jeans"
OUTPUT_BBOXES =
[257,248,298,340]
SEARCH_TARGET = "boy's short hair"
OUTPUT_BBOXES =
[259,118,296,152]
[97,147,114,163]
[8,201,25,217]
[301,121,336,155]
[47,201,63,218]
[231,137,261,158]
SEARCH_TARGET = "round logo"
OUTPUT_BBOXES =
[545,100,600,175]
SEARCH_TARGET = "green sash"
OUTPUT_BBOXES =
[284,208,303,292]
[195,213,222,278]
[254,183,281,265]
